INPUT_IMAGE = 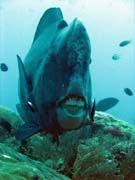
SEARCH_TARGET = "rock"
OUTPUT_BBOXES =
[0,105,22,133]
[0,143,71,180]
[22,112,135,179]
[72,112,135,180]
[1,106,135,179]
[0,106,22,150]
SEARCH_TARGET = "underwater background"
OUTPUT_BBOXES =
[0,0,135,125]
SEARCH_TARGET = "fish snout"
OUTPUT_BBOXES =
[56,77,88,130]
[67,79,85,99]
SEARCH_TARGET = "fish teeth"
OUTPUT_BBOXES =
[64,98,85,106]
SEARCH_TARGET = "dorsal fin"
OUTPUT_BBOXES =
[33,7,63,43]
[57,20,68,29]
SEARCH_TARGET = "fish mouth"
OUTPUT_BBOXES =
[56,95,87,130]
[57,95,86,116]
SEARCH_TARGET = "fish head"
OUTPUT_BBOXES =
[33,18,92,131]
[46,18,92,130]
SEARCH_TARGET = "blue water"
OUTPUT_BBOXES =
[0,0,135,125]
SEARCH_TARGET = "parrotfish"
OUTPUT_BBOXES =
[96,97,119,111]
[112,54,120,61]
[124,88,133,96]
[16,7,95,142]
[0,63,8,72]
[119,40,132,47]
[15,8,119,142]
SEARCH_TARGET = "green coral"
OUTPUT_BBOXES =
[72,111,135,180]
[73,137,124,180]
[17,112,135,180]
[0,106,22,150]
[1,106,135,179]
[0,143,71,180]
[117,142,135,179]
[0,105,23,128]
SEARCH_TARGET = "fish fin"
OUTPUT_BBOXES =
[33,7,63,42]
[17,55,32,101]
[57,20,68,29]
[15,122,41,141]
[16,103,42,141]
[96,97,119,111]
[90,98,96,122]
[16,103,29,122]
[16,103,37,123]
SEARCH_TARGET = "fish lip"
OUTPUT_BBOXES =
[56,94,86,108]
[56,94,87,130]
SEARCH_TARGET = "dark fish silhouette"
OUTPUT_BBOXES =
[124,88,133,96]
[119,40,132,47]
[16,8,119,143]
[0,63,8,72]
[112,54,120,61]
[16,7,95,142]
[96,97,119,111]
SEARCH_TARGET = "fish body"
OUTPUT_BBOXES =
[96,97,119,111]
[119,40,132,47]
[16,8,94,142]
[0,63,8,71]
[112,54,120,61]
[124,88,133,96]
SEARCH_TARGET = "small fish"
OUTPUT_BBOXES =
[124,88,133,96]
[96,97,119,111]
[112,54,120,61]
[0,63,8,72]
[119,40,132,47]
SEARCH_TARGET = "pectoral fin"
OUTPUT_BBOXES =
[15,122,41,141]
[90,98,96,122]
[16,103,37,124]
[16,103,42,141]
[17,55,32,101]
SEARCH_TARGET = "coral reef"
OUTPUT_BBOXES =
[0,106,135,179]
[72,112,135,180]
[0,106,23,127]
[0,143,70,180]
